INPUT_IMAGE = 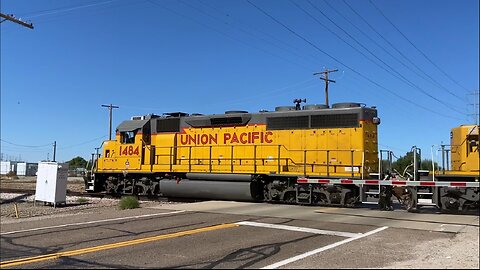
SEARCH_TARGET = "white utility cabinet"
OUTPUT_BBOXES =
[35,162,69,207]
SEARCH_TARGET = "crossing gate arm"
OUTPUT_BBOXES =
[296,178,480,188]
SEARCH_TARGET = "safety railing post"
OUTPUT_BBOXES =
[413,146,418,181]
[326,150,330,177]
[361,151,365,179]
[209,146,212,173]
[379,150,383,180]
[351,150,354,178]
[231,146,234,173]
[254,145,257,174]
[169,147,173,172]
[277,145,281,174]
[303,150,307,176]
[188,146,192,172]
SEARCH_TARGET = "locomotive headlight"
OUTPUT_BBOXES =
[372,117,381,125]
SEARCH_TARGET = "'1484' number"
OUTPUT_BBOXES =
[120,146,139,156]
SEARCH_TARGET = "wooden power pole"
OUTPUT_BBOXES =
[314,69,338,106]
[101,104,119,140]
[0,13,34,29]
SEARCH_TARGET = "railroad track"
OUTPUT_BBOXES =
[0,188,202,203]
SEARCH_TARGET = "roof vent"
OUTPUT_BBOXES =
[275,106,296,112]
[225,110,248,114]
[303,104,329,110]
[332,102,363,109]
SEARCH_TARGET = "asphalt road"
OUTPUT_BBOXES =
[0,202,478,269]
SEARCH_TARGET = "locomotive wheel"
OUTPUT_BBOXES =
[394,187,417,212]
[283,192,296,204]
[344,192,357,208]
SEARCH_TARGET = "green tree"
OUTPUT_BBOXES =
[68,156,87,169]
[392,152,440,177]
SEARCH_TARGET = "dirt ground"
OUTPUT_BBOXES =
[0,176,86,193]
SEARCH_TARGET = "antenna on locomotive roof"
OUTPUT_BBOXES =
[314,68,338,106]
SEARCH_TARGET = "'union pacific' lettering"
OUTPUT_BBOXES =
[180,131,273,145]
[180,134,218,145]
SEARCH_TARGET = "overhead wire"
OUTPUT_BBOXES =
[194,0,326,68]
[322,0,466,103]
[178,0,318,69]
[300,0,465,115]
[21,0,118,19]
[57,135,107,150]
[368,0,471,93]
[0,139,52,148]
[146,0,315,72]
[245,0,463,121]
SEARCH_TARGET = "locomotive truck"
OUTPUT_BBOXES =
[84,101,479,213]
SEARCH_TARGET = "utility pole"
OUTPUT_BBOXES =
[53,141,57,162]
[467,90,479,125]
[101,104,119,140]
[0,13,34,29]
[314,68,338,107]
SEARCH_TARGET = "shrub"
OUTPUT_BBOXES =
[6,171,19,179]
[119,196,140,210]
[76,197,89,204]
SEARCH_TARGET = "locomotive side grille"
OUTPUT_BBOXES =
[267,116,309,130]
[210,117,244,126]
[311,113,358,128]
[156,118,180,132]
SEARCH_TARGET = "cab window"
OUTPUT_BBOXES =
[121,131,136,144]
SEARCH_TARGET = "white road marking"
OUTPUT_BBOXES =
[235,221,362,238]
[261,226,388,269]
[1,210,186,235]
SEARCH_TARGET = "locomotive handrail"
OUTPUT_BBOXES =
[151,144,367,177]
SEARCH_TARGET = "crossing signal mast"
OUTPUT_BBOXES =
[0,13,34,29]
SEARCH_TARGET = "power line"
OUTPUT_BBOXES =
[57,135,108,150]
[195,0,326,68]
[21,0,117,19]
[147,0,315,72]
[179,0,318,69]
[368,0,471,93]
[299,0,465,115]
[0,139,51,148]
[245,0,462,121]
[322,0,466,102]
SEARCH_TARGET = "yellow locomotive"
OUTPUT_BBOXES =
[86,101,380,205]
[433,125,479,211]
[85,101,479,211]
[442,125,479,178]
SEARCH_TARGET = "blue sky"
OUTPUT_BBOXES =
[1,0,479,164]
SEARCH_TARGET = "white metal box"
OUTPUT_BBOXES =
[0,161,17,175]
[35,162,69,207]
[0,161,10,175]
[17,162,27,176]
